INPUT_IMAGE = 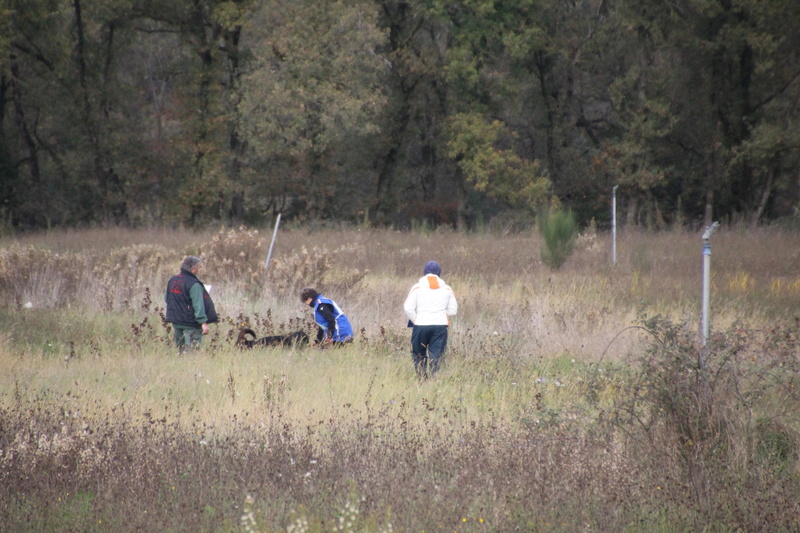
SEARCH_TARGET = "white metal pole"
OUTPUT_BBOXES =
[701,221,719,346]
[702,240,711,344]
[265,213,282,271]
[612,185,618,264]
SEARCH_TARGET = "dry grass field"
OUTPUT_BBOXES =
[1,224,799,532]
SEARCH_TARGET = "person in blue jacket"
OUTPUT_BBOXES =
[300,287,353,347]
[165,256,218,352]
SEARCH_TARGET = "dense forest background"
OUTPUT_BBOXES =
[1,0,798,231]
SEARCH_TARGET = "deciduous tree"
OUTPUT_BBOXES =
[239,0,388,221]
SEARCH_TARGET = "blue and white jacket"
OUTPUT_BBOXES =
[313,295,353,342]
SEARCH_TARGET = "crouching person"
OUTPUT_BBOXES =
[300,287,354,347]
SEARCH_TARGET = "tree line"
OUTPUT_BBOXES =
[1,0,798,231]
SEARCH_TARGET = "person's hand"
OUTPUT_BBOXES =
[201,323,209,335]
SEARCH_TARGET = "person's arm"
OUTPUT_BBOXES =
[188,282,209,334]
[446,289,458,317]
[404,286,418,323]
[317,303,337,339]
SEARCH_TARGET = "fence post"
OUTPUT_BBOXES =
[701,221,719,347]
[612,185,618,264]
[265,213,282,271]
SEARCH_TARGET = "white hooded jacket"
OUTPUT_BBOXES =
[404,274,458,326]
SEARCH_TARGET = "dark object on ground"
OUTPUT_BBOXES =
[235,328,309,349]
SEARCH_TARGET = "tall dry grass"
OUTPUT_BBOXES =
[1,225,799,532]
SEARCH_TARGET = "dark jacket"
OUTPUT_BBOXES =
[165,270,218,327]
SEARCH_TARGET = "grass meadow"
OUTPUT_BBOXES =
[0,224,799,532]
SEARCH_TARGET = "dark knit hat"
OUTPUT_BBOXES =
[423,260,441,276]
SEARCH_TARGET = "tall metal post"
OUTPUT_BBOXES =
[265,213,282,271]
[701,221,719,346]
[612,185,618,264]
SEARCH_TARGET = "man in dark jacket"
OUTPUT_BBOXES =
[165,256,218,352]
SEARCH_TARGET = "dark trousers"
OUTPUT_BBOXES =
[411,325,448,377]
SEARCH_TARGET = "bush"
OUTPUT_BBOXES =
[539,208,577,269]
[199,226,269,289]
[610,314,800,526]
[0,244,90,308]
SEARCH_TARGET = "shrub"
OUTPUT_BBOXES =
[0,244,90,308]
[267,245,334,294]
[539,208,577,269]
[611,314,800,524]
[199,226,269,290]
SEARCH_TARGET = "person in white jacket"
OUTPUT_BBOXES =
[403,260,458,378]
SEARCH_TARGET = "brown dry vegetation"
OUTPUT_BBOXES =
[0,225,799,532]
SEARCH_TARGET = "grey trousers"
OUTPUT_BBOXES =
[173,325,203,352]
